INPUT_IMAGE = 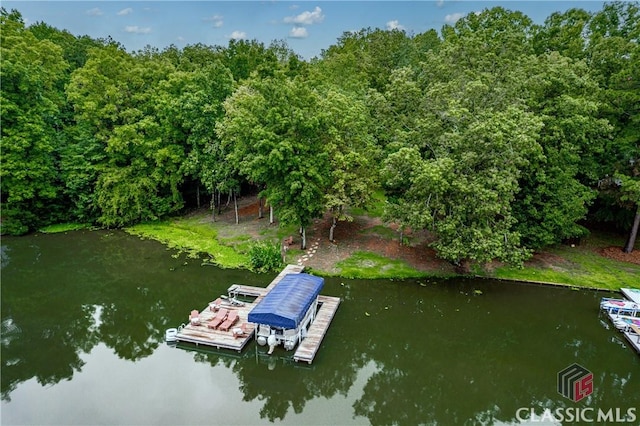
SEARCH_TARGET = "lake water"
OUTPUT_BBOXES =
[1,230,638,425]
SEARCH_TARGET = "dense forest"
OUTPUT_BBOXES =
[1,3,639,267]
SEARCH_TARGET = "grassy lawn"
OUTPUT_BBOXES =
[40,210,639,289]
[330,251,435,279]
[126,217,249,269]
[39,223,93,233]
[488,232,640,290]
[360,225,397,239]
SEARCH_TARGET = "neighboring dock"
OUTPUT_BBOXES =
[621,288,640,304]
[173,264,340,363]
[623,326,640,354]
[601,288,640,355]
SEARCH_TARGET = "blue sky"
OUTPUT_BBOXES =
[6,1,609,59]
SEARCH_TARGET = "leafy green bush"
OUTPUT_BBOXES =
[248,241,283,273]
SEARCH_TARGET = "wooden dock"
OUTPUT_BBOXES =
[174,264,340,363]
[174,303,256,352]
[170,265,340,364]
[174,264,304,351]
[293,295,341,364]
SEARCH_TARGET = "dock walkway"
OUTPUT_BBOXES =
[293,295,341,364]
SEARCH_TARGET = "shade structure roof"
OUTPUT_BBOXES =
[248,273,324,329]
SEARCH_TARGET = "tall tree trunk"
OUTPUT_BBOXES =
[300,226,306,250]
[258,197,264,219]
[269,205,274,224]
[329,216,337,242]
[210,180,216,222]
[623,204,640,253]
[217,190,222,215]
[196,185,201,209]
[234,190,239,225]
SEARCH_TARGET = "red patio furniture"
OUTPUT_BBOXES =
[219,310,239,332]
[233,323,251,338]
[207,308,228,329]
[209,298,222,311]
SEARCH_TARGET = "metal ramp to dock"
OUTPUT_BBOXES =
[293,295,341,364]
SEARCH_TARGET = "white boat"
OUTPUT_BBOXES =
[610,314,640,332]
[600,298,639,316]
[165,328,178,342]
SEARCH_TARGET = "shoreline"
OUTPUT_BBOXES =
[38,203,640,291]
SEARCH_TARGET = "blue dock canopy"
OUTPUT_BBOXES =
[248,273,324,329]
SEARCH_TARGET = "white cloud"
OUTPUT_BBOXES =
[204,14,223,28]
[289,27,308,38]
[444,13,464,24]
[284,6,324,25]
[125,25,152,34]
[386,20,405,31]
[436,0,445,7]
[86,8,103,16]
[117,8,133,16]
[229,30,247,40]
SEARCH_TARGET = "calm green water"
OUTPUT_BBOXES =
[1,230,639,425]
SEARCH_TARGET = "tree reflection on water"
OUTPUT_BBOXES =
[2,231,639,424]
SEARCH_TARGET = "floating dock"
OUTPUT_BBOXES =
[623,326,640,354]
[621,288,640,304]
[173,303,255,352]
[174,264,340,363]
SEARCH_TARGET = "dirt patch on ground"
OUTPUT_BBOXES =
[526,252,573,270]
[601,246,640,265]
[304,212,455,275]
[204,194,639,274]
[205,195,456,275]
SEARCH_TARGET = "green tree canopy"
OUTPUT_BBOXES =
[1,9,68,234]
[217,72,331,248]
